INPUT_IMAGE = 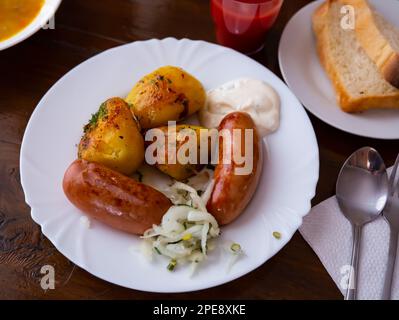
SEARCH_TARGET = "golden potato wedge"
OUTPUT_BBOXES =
[78,97,144,175]
[126,66,206,129]
[146,124,211,181]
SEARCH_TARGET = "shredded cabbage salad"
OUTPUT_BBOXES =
[138,167,243,274]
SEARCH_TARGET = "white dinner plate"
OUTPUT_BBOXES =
[279,0,399,140]
[20,38,319,293]
[0,0,62,51]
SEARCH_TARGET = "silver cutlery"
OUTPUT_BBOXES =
[336,147,389,300]
[382,154,399,300]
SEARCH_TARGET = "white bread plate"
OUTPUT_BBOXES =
[279,0,399,140]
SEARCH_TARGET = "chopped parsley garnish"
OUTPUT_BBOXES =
[169,239,183,244]
[231,243,241,253]
[273,231,282,239]
[167,259,177,271]
[83,102,108,133]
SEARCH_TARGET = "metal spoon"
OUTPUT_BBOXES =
[382,153,399,300]
[336,147,389,300]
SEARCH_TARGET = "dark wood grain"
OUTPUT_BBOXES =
[0,0,397,300]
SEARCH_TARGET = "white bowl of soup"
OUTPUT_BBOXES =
[0,0,62,51]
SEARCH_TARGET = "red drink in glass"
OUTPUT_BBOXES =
[211,0,283,54]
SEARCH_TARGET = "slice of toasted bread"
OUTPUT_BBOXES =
[312,0,399,112]
[342,0,399,88]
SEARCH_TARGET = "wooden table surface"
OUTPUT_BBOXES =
[0,0,398,300]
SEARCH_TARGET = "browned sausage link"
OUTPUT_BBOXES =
[206,112,262,225]
[63,159,172,235]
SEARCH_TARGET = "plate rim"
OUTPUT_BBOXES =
[20,37,320,293]
[278,0,399,140]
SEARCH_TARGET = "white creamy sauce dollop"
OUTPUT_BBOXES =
[199,78,280,137]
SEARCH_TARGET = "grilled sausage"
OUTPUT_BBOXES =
[63,159,172,235]
[207,112,263,225]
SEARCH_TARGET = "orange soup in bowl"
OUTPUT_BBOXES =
[0,0,45,41]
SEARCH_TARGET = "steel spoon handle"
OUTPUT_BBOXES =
[382,228,399,300]
[346,225,362,300]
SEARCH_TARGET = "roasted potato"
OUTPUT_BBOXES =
[146,124,211,181]
[126,66,206,129]
[78,97,144,175]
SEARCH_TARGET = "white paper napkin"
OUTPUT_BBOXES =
[299,196,399,300]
